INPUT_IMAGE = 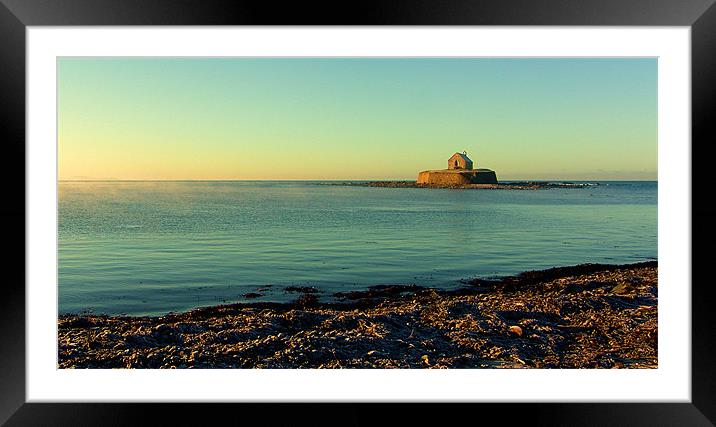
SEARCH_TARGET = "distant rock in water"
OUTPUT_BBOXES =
[334,181,595,190]
[325,150,596,189]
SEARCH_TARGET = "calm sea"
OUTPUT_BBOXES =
[58,181,657,316]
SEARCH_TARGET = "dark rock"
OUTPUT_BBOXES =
[285,286,320,294]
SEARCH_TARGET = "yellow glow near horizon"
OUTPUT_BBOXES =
[59,58,657,181]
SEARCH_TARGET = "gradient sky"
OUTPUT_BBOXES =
[58,58,657,180]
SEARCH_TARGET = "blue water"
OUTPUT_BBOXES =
[58,181,657,316]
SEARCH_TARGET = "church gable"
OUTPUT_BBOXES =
[448,152,474,170]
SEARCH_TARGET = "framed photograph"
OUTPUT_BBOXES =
[4,0,715,425]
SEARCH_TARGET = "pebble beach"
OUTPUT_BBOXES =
[58,261,657,369]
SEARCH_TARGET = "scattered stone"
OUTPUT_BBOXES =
[611,283,631,294]
[58,262,657,369]
[508,326,523,337]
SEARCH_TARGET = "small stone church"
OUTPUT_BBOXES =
[448,152,473,170]
[417,151,498,185]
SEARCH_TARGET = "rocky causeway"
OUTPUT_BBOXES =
[333,181,596,190]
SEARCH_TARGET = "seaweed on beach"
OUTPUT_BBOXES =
[334,284,426,301]
[58,261,657,369]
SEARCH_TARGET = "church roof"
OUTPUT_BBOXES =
[451,152,472,163]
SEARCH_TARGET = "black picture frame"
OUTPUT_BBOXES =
[2,0,715,425]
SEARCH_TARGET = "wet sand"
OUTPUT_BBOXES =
[58,261,657,369]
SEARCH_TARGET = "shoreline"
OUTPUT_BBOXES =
[59,261,657,369]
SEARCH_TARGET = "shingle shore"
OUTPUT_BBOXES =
[58,261,657,369]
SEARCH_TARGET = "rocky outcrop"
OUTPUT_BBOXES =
[331,181,595,190]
